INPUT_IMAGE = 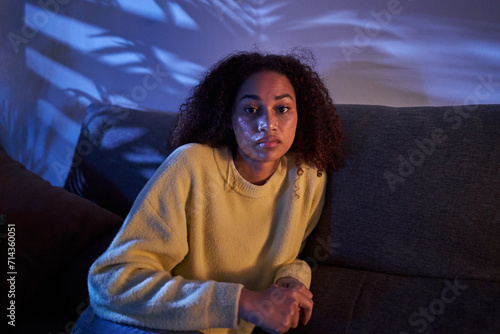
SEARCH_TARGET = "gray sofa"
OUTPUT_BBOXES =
[2,103,499,333]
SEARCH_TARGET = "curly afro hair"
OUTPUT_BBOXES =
[169,50,344,175]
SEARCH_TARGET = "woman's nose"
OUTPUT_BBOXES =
[258,109,276,132]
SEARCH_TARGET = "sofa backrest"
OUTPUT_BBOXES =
[303,104,500,281]
[66,103,500,280]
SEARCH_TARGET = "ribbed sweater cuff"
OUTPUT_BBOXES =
[209,282,244,329]
[273,260,312,288]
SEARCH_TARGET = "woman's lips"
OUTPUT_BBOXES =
[257,136,280,148]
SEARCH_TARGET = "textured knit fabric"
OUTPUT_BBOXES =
[88,143,326,334]
[302,105,500,280]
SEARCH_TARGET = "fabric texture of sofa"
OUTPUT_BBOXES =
[1,103,499,333]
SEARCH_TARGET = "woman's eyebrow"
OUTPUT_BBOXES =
[238,93,294,101]
[275,93,293,101]
[239,94,260,101]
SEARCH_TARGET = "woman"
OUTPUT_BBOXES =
[75,51,343,334]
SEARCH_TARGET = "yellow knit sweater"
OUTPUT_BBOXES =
[88,143,326,333]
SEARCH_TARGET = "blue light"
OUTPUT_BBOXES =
[167,2,199,30]
[115,0,166,21]
[26,46,101,101]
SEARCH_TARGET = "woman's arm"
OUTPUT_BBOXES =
[88,147,243,331]
[88,198,243,331]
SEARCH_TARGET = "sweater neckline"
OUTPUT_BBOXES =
[214,146,289,198]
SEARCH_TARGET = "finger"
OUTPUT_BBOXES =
[291,305,300,328]
[294,291,313,325]
[300,299,313,325]
[294,284,313,299]
[278,318,291,334]
[290,285,313,308]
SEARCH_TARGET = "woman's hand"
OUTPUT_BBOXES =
[238,278,313,333]
[275,277,303,289]
[275,277,313,329]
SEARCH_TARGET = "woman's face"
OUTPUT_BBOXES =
[231,71,298,169]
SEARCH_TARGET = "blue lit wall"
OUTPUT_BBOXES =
[1,0,499,185]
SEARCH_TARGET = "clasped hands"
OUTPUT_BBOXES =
[238,277,313,333]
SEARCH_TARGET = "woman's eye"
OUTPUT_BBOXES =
[277,106,290,113]
[244,107,259,114]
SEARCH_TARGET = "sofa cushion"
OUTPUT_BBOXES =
[64,104,177,217]
[300,265,500,334]
[302,104,500,280]
[0,146,123,309]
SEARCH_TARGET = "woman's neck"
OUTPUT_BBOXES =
[232,148,280,185]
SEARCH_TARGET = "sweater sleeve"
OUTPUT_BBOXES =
[273,172,327,289]
[88,146,243,331]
